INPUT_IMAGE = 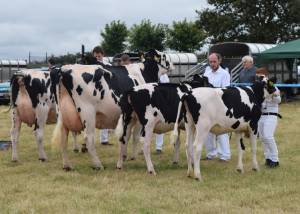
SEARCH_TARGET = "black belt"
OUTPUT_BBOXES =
[262,112,282,119]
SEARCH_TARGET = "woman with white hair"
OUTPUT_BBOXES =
[239,55,257,83]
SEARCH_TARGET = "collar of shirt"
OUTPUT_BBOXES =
[205,66,224,74]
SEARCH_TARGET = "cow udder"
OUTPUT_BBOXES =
[59,85,83,132]
[16,86,36,126]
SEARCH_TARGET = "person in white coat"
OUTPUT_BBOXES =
[203,53,231,161]
[256,68,281,168]
[155,73,170,154]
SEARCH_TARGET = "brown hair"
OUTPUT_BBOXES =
[92,46,104,55]
[256,67,269,76]
[120,54,130,62]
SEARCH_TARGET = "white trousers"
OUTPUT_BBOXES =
[204,132,231,160]
[100,129,109,142]
[258,115,279,162]
[156,134,164,150]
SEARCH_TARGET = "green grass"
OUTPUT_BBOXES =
[0,102,300,213]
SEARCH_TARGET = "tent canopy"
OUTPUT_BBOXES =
[209,42,276,58]
[258,39,300,60]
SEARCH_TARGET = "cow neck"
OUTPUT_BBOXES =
[141,59,159,83]
[101,66,135,99]
[250,82,265,106]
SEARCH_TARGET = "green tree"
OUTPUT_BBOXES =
[51,53,81,65]
[196,0,300,43]
[128,19,167,51]
[167,19,206,52]
[100,20,128,56]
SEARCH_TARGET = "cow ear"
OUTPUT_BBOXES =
[138,51,145,62]
[154,55,160,62]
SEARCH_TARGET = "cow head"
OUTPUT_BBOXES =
[138,49,174,83]
[145,49,174,74]
[252,75,277,103]
[181,74,212,89]
[190,74,212,88]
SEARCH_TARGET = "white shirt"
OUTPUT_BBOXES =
[261,87,281,113]
[204,66,230,87]
[159,74,170,83]
[98,59,111,66]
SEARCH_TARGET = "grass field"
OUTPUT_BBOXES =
[0,102,300,214]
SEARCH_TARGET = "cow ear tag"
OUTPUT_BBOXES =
[154,55,160,62]
[268,81,274,87]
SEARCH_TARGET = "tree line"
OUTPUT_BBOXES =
[52,0,299,62]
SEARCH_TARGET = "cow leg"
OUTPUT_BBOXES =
[250,131,259,171]
[172,131,181,165]
[11,109,22,162]
[60,123,72,170]
[184,119,194,178]
[86,132,103,170]
[34,108,49,161]
[235,133,244,173]
[193,123,210,181]
[81,112,103,170]
[131,123,142,160]
[71,132,79,153]
[34,125,47,161]
[117,120,135,169]
[142,123,156,175]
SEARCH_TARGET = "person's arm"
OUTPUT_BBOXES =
[271,88,281,104]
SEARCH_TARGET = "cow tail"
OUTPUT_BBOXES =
[115,92,132,140]
[51,114,62,149]
[170,98,184,145]
[115,113,124,140]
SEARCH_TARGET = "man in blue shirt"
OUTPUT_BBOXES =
[239,55,256,83]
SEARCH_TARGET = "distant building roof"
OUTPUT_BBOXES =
[0,60,27,66]
[208,42,277,58]
[165,53,197,65]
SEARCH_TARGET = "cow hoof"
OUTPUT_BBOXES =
[116,166,122,170]
[130,157,136,161]
[252,168,259,172]
[39,158,46,162]
[63,166,72,171]
[122,155,127,161]
[173,161,178,165]
[148,171,156,175]
[236,168,243,173]
[81,148,88,153]
[92,166,104,170]
[11,159,18,163]
[194,177,202,182]
[92,166,101,170]
[73,149,79,153]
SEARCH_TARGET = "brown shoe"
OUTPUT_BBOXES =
[101,141,113,146]
[156,149,162,155]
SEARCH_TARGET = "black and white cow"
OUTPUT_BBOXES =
[50,50,174,170]
[115,74,211,175]
[10,70,82,162]
[172,76,276,180]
